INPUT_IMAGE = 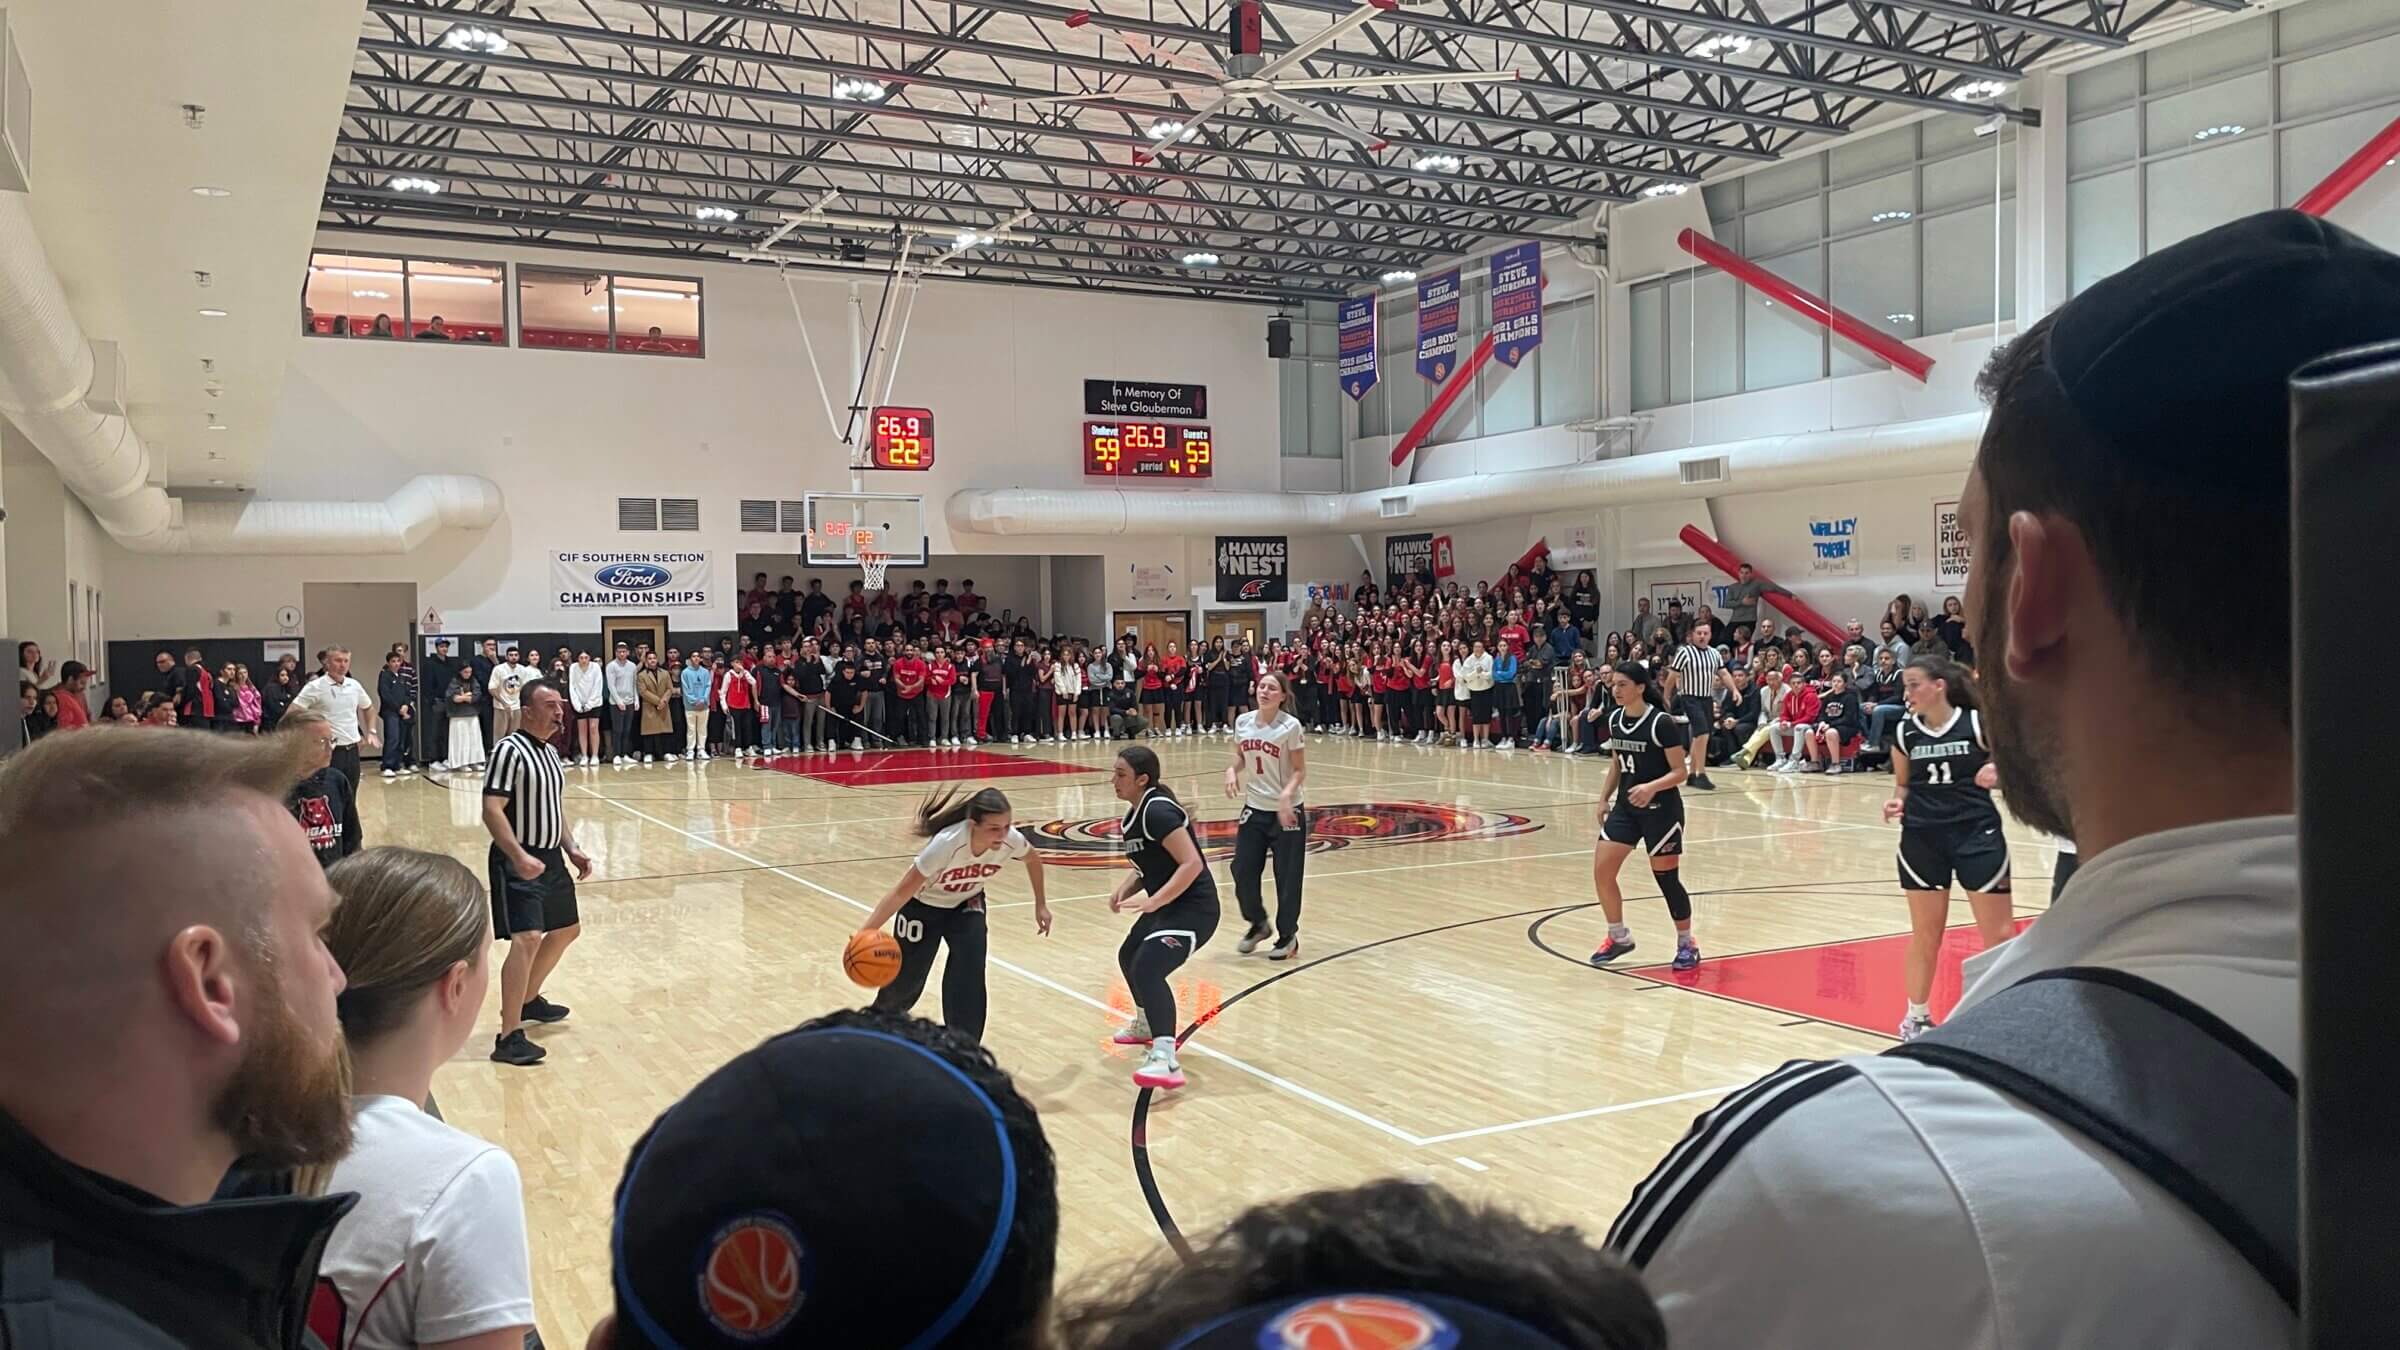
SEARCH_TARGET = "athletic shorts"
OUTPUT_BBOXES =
[1897,819,2011,893]
[1676,695,1714,735]
[1468,688,1494,719]
[489,844,580,937]
[1602,795,1685,857]
[1079,689,1102,708]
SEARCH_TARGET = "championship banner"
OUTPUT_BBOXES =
[1214,535,1290,602]
[1386,532,1435,587]
[552,550,716,609]
[1489,242,1543,367]
[1935,500,1970,588]
[1338,297,1380,400]
[1432,534,1456,578]
[1415,270,1461,382]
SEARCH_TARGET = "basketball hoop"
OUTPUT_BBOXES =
[859,550,891,591]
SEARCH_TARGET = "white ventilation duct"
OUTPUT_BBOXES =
[0,192,500,554]
[949,413,1988,537]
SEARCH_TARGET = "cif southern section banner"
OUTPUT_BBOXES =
[552,550,716,609]
[1415,270,1461,382]
[1386,532,1435,587]
[1215,535,1290,603]
[1489,242,1542,367]
[1338,297,1379,400]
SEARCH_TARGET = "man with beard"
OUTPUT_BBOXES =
[0,725,356,1345]
[1609,212,2398,1346]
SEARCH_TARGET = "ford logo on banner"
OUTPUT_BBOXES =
[597,563,672,590]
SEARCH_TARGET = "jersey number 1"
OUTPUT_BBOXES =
[1252,753,1267,777]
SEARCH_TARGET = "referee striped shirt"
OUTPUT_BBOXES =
[483,730,567,850]
[1668,642,1725,702]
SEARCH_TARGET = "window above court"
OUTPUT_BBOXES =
[519,268,703,357]
[302,251,506,344]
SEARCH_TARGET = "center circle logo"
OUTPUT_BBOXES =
[1262,1294,1460,1350]
[598,563,672,590]
[1028,801,1540,867]
[698,1213,807,1340]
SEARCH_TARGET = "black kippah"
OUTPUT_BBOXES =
[2037,209,2400,500]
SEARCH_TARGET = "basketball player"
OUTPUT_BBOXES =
[1107,746,1221,1090]
[1883,654,2014,1041]
[1227,671,1309,961]
[1587,661,1700,970]
[856,786,1053,1043]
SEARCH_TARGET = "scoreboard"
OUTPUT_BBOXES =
[866,406,934,470]
[1083,421,1213,478]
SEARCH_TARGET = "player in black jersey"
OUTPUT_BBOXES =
[1587,661,1701,970]
[1882,654,2015,1041]
[1107,745,1221,1091]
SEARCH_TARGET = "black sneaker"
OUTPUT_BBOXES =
[521,995,570,1023]
[1236,921,1274,955]
[1689,773,1718,791]
[491,1029,547,1066]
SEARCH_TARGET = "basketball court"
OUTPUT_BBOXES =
[365,741,2064,1344]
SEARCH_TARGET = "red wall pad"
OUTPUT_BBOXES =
[1679,525,1848,653]
[2295,112,2400,218]
[1676,229,1934,383]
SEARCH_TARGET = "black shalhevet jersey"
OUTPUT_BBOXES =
[1122,787,1218,899]
[1605,704,1689,805]
[1897,707,2002,829]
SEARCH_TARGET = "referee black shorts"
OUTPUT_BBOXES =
[489,843,580,938]
[1675,695,1714,736]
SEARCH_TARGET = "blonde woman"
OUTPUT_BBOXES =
[312,848,536,1350]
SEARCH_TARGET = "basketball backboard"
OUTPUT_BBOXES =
[802,492,929,567]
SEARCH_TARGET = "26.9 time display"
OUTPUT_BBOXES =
[1083,421,1212,478]
[867,406,935,470]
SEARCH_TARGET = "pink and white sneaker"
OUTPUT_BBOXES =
[1111,1016,1151,1046]
[1588,934,1639,966]
[1132,1047,1186,1090]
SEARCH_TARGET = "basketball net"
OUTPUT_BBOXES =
[860,550,890,591]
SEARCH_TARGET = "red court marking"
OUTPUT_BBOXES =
[1626,917,2035,1036]
[757,748,1093,786]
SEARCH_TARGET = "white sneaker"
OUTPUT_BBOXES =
[382,768,398,778]
[1111,1014,1151,1046]
[643,753,655,763]
[431,761,449,773]
[1132,1044,1186,1090]
[1899,1013,1934,1042]
[1499,738,1515,750]
[666,752,680,762]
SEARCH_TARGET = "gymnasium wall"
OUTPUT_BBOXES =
[3,432,108,693]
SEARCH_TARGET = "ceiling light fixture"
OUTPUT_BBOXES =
[1640,182,1689,198]
[1690,34,1753,60]
[1870,209,1914,223]
[350,289,390,299]
[832,76,890,102]
[1885,312,1917,324]
[1412,152,1463,173]
[954,229,991,249]
[1948,79,2010,104]
[197,308,228,318]
[1973,114,2006,138]
[209,478,226,486]
[2194,123,2246,141]
[1181,251,1221,266]
[437,24,510,55]
[1147,118,1196,141]
[693,205,740,222]
[189,185,232,198]
[1381,269,1418,283]
[614,286,695,301]
[386,175,444,194]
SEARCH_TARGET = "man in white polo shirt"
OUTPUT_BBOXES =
[1608,212,2390,1347]
[289,645,378,792]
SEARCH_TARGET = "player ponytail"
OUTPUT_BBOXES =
[1904,653,1978,711]
[914,784,1013,838]
[1116,744,1177,804]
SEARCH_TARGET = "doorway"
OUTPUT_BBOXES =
[1116,610,1189,658]
[1206,609,1266,647]
[602,615,669,663]
[302,582,418,764]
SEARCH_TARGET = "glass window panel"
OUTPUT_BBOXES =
[1923,200,2017,333]
[1743,155,1821,208]
[1829,124,1916,183]
[2143,17,2267,92]
[1828,226,1920,376]
[2144,133,2273,252]
[612,275,702,355]
[1309,364,1343,457]
[1827,170,1917,235]
[2069,55,2139,115]
[1924,141,2014,212]
[2282,107,2400,251]
[2279,0,2400,55]
[1630,282,1668,411]
[1665,272,1740,403]
[403,260,503,343]
[303,252,406,339]
[2278,35,2400,121]
[1540,298,1599,425]
[1743,249,1826,392]
[1702,179,1741,225]
[2068,106,2138,174]
[1279,362,1310,455]
[1382,363,1428,435]
[2143,70,2269,154]
[518,268,612,351]
[1743,195,1822,254]
[1480,340,1537,435]
[2068,168,2140,296]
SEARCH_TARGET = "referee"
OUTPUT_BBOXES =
[1668,622,1728,791]
[482,678,593,1066]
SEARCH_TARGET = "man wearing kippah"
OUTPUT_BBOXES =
[1610,211,2398,1346]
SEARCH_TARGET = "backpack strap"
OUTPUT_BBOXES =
[0,1228,57,1350]
[1889,966,2296,1308]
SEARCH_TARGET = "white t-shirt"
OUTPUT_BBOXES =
[318,1095,535,1350]
[291,675,374,747]
[909,820,1031,908]
[1233,709,1306,812]
[487,662,534,711]
[568,662,605,712]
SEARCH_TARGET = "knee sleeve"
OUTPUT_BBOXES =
[1655,866,1692,922]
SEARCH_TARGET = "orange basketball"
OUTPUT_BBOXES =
[843,929,904,988]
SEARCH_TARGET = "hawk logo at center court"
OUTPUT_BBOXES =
[1027,801,1541,868]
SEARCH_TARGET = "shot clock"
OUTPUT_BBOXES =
[866,406,934,470]
[1083,420,1213,477]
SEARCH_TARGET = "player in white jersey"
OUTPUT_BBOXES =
[857,786,1053,1042]
[1226,671,1310,961]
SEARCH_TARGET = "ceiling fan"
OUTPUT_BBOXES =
[1010,0,1517,165]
